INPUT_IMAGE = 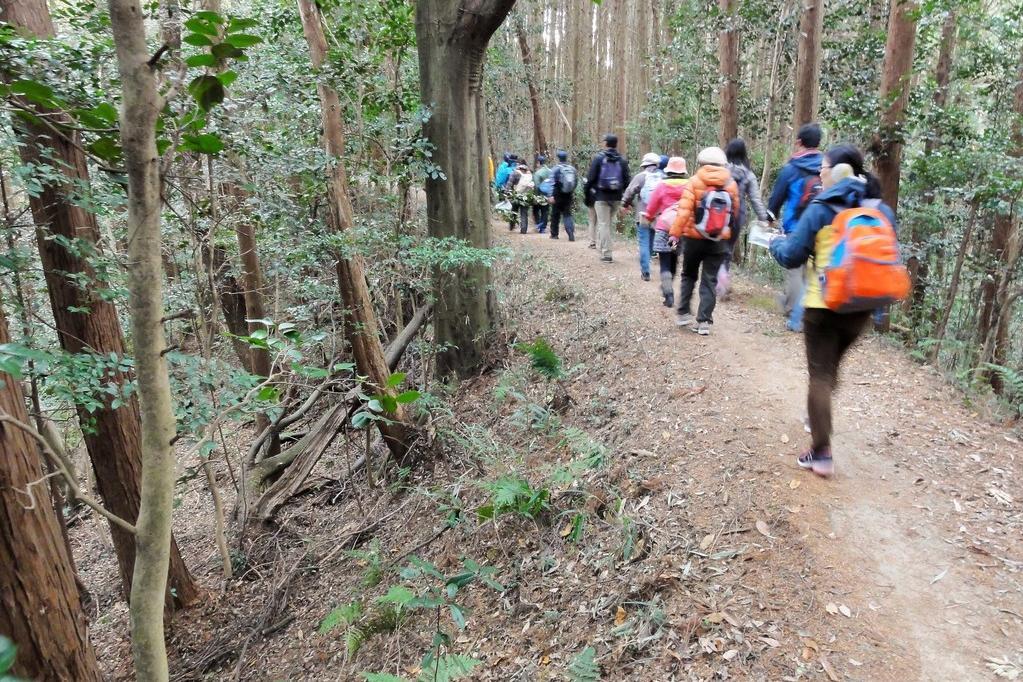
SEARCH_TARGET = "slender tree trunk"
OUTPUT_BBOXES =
[415,0,514,377]
[109,0,184,675]
[0,307,102,682]
[227,181,278,455]
[906,10,957,318]
[515,21,548,158]
[569,0,582,153]
[930,202,978,362]
[760,5,788,191]
[792,0,823,129]
[981,54,1023,390]
[298,0,411,457]
[718,0,739,146]
[2,0,198,608]
[874,0,919,210]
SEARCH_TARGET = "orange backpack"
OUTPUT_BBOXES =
[821,207,910,313]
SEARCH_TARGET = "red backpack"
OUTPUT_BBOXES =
[694,187,733,241]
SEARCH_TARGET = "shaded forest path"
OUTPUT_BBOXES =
[496,223,1023,681]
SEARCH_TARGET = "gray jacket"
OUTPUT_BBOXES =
[729,164,768,229]
[622,168,659,222]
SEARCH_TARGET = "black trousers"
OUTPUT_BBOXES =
[803,308,870,452]
[678,237,727,323]
[549,196,575,240]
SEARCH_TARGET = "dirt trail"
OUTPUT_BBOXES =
[500,225,1023,681]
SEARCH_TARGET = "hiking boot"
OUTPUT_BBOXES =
[601,256,613,263]
[588,242,596,249]
[696,321,712,336]
[663,293,674,308]
[641,272,650,281]
[676,312,695,327]
[797,448,833,477]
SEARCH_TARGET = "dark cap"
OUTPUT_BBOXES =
[604,134,618,148]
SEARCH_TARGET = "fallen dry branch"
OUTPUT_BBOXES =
[247,303,433,522]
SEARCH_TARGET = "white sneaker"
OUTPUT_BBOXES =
[676,313,695,327]
[696,322,712,336]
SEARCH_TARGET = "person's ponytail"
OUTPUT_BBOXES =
[862,171,883,199]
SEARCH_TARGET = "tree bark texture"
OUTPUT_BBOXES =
[980,54,1023,389]
[0,307,102,682]
[108,0,186,675]
[792,0,823,129]
[874,0,919,210]
[298,0,411,457]
[906,10,957,317]
[2,0,198,609]
[415,0,514,377]
[515,21,548,158]
[718,0,739,146]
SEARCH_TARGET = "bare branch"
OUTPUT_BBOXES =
[0,410,138,535]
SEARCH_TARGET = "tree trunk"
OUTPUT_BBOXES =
[981,54,1023,390]
[109,0,184,674]
[718,0,739,146]
[298,0,411,458]
[759,4,789,191]
[569,0,582,153]
[792,0,823,129]
[905,10,957,318]
[874,0,919,210]
[0,307,102,682]
[515,21,548,158]
[2,0,198,609]
[415,0,513,377]
[930,202,977,362]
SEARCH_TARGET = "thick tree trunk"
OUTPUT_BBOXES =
[109,0,184,674]
[415,0,513,377]
[298,0,411,457]
[792,0,823,129]
[0,308,102,682]
[874,0,919,210]
[2,0,198,609]
[718,0,739,146]
[515,22,548,158]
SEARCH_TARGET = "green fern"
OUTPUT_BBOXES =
[344,602,407,658]
[319,602,362,635]
[568,646,600,682]
[515,338,564,380]
[419,654,480,682]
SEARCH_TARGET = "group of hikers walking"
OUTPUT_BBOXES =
[493,123,910,479]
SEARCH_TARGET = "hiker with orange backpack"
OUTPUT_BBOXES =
[667,147,740,336]
[642,156,689,308]
[768,145,908,477]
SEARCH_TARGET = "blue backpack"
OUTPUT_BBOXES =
[538,178,556,196]
[597,154,624,192]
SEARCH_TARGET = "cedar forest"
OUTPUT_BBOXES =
[0,0,1021,680]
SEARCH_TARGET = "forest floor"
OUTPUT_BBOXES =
[80,222,1022,681]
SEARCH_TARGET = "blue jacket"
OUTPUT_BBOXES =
[768,151,823,233]
[770,177,897,270]
[495,161,514,189]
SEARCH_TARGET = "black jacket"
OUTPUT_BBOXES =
[586,149,631,203]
